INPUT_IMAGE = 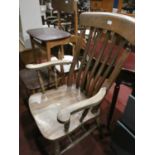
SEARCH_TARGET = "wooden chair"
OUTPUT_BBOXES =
[48,0,78,35]
[27,12,135,154]
[20,0,79,96]
[48,0,80,73]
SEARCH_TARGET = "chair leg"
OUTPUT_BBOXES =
[54,141,60,155]
[96,117,104,139]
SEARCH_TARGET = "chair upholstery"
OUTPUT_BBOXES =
[27,12,135,154]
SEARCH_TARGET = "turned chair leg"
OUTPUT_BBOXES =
[96,117,104,139]
[54,141,60,155]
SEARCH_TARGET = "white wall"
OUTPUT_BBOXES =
[19,0,42,48]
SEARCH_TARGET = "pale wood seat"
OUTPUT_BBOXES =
[27,12,135,154]
[29,84,105,140]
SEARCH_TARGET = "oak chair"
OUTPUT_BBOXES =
[27,12,135,154]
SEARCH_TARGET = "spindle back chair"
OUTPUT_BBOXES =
[51,0,78,35]
[27,12,135,155]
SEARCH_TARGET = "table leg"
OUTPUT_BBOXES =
[107,81,121,129]
[46,42,54,88]
[46,42,51,61]
[30,36,36,63]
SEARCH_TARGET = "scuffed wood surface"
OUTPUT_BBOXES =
[29,85,100,140]
[57,87,106,123]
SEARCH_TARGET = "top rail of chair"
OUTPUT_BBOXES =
[80,12,135,45]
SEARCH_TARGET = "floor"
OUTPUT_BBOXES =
[19,82,132,155]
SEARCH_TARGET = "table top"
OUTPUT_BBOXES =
[27,28,71,42]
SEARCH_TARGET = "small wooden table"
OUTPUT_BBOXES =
[27,27,71,62]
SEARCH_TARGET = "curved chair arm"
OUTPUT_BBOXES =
[26,59,72,70]
[57,87,106,124]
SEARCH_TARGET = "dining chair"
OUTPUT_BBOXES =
[27,12,135,154]
[19,0,79,97]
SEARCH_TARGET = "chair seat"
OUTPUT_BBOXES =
[29,85,99,140]
[27,28,71,42]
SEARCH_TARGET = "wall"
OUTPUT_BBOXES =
[19,0,42,48]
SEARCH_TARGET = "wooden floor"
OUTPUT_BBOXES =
[19,81,132,155]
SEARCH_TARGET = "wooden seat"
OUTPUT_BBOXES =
[50,0,78,35]
[27,12,135,154]
[29,84,102,140]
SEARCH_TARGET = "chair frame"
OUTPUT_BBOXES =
[27,12,135,155]
[51,0,78,35]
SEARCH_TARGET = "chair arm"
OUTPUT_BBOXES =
[45,15,57,21]
[57,87,106,123]
[26,59,72,70]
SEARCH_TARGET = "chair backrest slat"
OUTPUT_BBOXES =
[93,34,117,83]
[68,12,135,97]
[86,33,117,96]
[102,48,131,90]
[76,28,95,88]
[85,31,110,93]
[80,29,104,92]
[92,40,127,96]
[67,31,86,86]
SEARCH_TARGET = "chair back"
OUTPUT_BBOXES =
[52,0,78,35]
[52,0,77,13]
[68,12,135,97]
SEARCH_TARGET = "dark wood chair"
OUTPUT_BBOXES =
[27,12,135,154]
[46,0,78,35]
